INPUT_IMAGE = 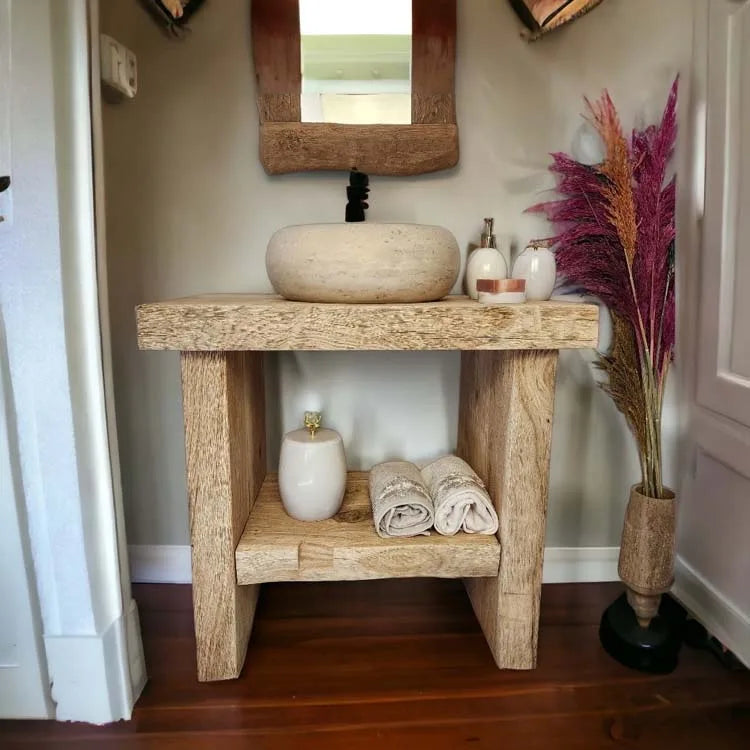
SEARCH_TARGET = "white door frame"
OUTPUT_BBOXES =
[1,0,145,722]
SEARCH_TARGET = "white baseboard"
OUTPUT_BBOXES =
[673,556,750,668]
[542,547,620,584]
[129,544,192,584]
[44,599,147,724]
[129,544,621,585]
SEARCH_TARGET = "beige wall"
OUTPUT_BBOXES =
[101,0,693,548]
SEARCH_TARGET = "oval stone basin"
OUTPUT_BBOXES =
[266,223,460,304]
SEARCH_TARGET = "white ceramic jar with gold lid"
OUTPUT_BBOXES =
[278,412,347,521]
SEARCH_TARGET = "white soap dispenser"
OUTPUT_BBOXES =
[465,218,508,300]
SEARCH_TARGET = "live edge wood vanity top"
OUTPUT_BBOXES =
[136,294,600,351]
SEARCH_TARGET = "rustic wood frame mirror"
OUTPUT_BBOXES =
[251,0,458,176]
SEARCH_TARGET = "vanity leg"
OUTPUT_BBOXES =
[458,349,559,670]
[180,351,266,681]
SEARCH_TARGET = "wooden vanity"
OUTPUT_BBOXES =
[136,294,599,682]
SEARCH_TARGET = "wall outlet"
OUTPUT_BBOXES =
[100,34,137,99]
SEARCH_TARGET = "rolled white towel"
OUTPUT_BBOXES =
[421,455,499,536]
[369,461,434,538]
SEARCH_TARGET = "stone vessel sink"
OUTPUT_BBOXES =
[266,223,460,304]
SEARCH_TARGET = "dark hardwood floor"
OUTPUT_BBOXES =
[1,580,748,748]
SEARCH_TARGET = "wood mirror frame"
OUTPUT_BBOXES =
[251,0,458,176]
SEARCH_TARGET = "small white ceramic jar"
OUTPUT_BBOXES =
[278,412,347,522]
[512,242,557,301]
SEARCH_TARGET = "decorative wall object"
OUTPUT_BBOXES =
[530,78,679,672]
[139,0,206,37]
[509,0,607,41]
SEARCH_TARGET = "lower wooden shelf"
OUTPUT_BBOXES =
[235,472,501,585]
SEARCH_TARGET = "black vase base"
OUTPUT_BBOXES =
[599,592,685,674]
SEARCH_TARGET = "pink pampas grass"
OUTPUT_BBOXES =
[529,78,678,499]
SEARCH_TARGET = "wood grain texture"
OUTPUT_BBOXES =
[412,0,457,124]
[235,473,501,584]
[458,350,559,670]
[259,122,459,176]
[181,351,266,681]
[619,485,677,627]
[136,295,600,352]
[618,486,677,596]
[250,0,300,122]
[412,95,457,127]
[256,94,300,124]
[4,581,749,748]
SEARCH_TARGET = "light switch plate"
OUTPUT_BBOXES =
[100,34,137,98]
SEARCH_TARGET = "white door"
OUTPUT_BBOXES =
[0,0,53,718]
[676,0,750,666]
[696,0,750,425]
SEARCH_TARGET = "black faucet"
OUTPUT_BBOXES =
[345,170,369,223]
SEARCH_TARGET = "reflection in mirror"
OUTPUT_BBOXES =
[299,0,412,125]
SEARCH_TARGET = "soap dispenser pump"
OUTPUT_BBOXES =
[465,218,508,300]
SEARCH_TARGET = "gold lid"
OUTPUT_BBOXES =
[303,411,322,438]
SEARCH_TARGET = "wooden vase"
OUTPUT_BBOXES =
[617,485,677,629]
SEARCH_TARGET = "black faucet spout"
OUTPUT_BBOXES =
[345,170,370,223]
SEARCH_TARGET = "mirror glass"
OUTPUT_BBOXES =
[299,0,412,126]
